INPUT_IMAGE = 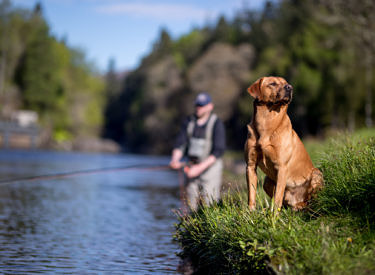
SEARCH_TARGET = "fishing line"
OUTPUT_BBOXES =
[0,162,189,213]
[0,163,171,186]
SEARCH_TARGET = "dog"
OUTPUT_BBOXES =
[244,76,323,211]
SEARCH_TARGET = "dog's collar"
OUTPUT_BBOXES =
[254,98,289,107]
[254,99,275,107]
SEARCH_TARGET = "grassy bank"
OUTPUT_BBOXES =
[174,129,375,274]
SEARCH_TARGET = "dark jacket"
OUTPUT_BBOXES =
[174,114,226,159]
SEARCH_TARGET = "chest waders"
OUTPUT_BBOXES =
[186,113,217,163]
[184,113,223,210]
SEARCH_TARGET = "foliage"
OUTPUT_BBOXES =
[3,0,374,152]
[0,1,105,145]
[175,130,375,274]
[15,10,62,115]
[172,29,207,69]
[104,0,375,154]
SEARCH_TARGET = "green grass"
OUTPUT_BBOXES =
[174,129,375,274]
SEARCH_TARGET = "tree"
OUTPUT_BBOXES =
[105,58,121,99]
[0,0,11,97]
[102,58,123,139]
[321,0,375,127]
[15,5,62,116]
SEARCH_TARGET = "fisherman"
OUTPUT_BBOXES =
[169,92,226,211]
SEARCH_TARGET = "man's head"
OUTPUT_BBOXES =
[247,76,293,105]
[195,92,214,118]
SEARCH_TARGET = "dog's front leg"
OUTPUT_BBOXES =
[274,167,287,211]
[245,124,258,211]
[246,164,257,210]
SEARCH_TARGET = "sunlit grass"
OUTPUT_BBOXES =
[175,129,375,274]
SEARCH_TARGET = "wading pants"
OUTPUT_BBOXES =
[185,159,223,211]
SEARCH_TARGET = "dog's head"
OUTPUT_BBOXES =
[247,76,293,105]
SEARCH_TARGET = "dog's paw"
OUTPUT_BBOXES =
[292,202,307,211]
[248,204,256,211]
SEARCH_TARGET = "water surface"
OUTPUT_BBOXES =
[0,149,181,273]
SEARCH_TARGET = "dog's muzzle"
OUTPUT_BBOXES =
[284,84,293,100]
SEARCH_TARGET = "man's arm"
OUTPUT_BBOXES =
[169,118,190,169]
[211,118,226,158]
[170,148,184,169]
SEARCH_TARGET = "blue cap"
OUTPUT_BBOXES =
[195,92,212,106]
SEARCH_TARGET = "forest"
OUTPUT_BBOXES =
[1,0,374,154]
[104,0,375,153]
[0,0,105,150]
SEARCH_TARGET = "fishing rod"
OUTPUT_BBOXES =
[0,163,172,186]
[0,162,191,213]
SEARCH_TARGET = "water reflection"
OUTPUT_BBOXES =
[0,150,181,273]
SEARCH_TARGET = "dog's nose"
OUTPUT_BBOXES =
[284,84,293,92]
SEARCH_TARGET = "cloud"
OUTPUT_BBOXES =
[95,3,217,21]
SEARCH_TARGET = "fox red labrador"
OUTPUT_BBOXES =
[244,76,323,211]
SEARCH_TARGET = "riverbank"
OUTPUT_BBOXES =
[174,129,375,274]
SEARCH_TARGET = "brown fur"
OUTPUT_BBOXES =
[244,76,323,211]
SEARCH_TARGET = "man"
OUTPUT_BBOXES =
[170,92,226,211]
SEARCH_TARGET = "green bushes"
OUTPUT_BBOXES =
[175,133,375,274]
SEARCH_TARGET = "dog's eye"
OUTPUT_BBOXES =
[269,82,277,87]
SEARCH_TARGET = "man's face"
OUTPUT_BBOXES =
[195,103,213,118]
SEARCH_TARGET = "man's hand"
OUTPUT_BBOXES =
[184,164,203,178]
[184,155,217,178]
[170,160,183,170]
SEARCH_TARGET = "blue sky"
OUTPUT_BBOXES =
[12,0,267,73]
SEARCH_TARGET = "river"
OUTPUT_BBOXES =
[0,149,182,273]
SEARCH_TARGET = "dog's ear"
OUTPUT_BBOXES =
[247,77,264,99]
